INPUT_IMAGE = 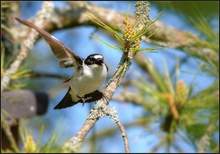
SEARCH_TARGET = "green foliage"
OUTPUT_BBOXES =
[2,120,71,153]
[131,52,218,152]
[1,1,218,153]
[86,9,163,53]
[189,10,219,79]
[126,11,219,148]
[1,111,19,152]
[190,8,219,45]
[1,3,33,90]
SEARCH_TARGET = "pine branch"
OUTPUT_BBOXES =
[13,1,218,63]
[65,1,154,153]
[66,52,133,153]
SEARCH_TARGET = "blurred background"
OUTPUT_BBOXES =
[1,1,219,153]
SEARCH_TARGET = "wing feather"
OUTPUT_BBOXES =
[15,17,83,68]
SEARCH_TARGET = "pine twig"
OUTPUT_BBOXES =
[116,120,130,153]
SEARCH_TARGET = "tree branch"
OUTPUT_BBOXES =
[84,118,148,143]
[66,53,133,153]
[65,2,154,152]
[1,1,54,92]
[13,1,218,63]
[116,120,130,153]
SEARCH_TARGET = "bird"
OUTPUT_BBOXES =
[15,17,108,110]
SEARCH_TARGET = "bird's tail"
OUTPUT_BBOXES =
[54,88,78,109]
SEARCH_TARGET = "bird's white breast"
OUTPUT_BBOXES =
[69,63,107,99]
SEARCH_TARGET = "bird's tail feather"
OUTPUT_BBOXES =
[54,87,77,109]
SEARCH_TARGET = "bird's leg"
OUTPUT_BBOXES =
[76,95,92,106]
[76,95,85,106]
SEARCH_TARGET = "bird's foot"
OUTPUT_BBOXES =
[76,95,92,106]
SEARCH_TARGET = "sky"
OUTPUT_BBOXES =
[15,1,218,153]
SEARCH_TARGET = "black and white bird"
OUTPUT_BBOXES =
[15,17,108,110]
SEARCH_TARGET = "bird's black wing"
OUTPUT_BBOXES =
[54,89,103,110]
[82,90,103,103]
[15,17,83,68]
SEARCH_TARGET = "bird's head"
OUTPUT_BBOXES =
[85,54,104,66]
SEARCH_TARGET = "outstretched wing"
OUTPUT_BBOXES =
[15,17,83,68]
